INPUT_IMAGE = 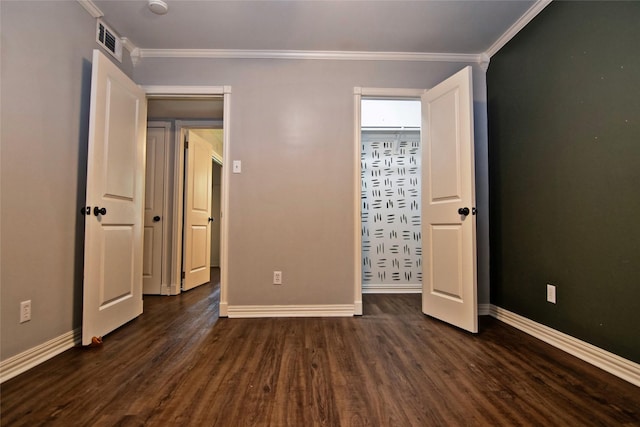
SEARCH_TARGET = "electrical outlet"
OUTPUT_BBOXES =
[546,284,556,304]
[233,160,242,174]
[20,300,31,323]
[273,271,282,285]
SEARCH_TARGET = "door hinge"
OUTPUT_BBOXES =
[184,140,189,149]
[181,271,185,279]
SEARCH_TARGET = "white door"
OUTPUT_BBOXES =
[183,131,214,290]
[143,126,166,295]
[421,66,478,333]
[82,50,147,345]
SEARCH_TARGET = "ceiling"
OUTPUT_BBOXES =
[92,0,538,54]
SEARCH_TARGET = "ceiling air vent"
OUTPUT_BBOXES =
[96,19,123,62]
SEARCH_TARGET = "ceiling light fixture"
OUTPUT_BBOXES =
[148,0,169,15]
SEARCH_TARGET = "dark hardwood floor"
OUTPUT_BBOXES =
[1,273,638,426]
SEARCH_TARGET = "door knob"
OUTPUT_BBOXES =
[458,207,470,216]
[80,206,91,215]
[153,216,161,222]
[208,217,214,223]
[93,206,107,216]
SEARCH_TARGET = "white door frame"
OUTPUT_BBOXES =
[143,85,231,317]
[146,121,173,295]
[353,87,425,315]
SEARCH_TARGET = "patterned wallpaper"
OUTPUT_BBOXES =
[361,130,422,292]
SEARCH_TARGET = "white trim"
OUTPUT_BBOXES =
[478,303,491,316]
[147,121,172,295]
[0,329,80,384]
[227,305,355,318]
[362,284,422,294]
[356,87,425,98]
[77,0,103,18]
[485,0,553,58]
[353,89,363,315]
[219,301,229,317]
[138,49,482,63]
[219,86,232,317]
[489,305,640,387]
[121,38,140,66]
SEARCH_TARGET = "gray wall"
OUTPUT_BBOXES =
[134,58,491,308]
[0,1,133,360]
[488,1,640,362]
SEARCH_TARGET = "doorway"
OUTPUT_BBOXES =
[182,126,223,291]
[354,68,478,332]
[143,86,231,316]
[360,98,422,295]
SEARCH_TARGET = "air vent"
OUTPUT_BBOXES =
[96,20,123,62]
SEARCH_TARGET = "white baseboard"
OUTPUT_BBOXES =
[0,328,80,384]
[478,303,491,316]
[219,301,228,317]
[354,300,363,316]
[227,304,355,318]
[362,283,422,294]
[489,305,640,387]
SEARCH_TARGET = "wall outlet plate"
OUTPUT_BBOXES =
[20,300,31,323]
[273,271,282,285]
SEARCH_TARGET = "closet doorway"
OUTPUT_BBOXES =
[359,98,423,296]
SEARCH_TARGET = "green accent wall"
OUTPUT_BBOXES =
[487,1,640,363]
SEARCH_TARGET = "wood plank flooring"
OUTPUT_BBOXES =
[1,274,639,426]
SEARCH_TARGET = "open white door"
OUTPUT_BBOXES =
[143,126,166,295]
[421,66,478,333]
[183,131,213,291]
[82,50,147,345]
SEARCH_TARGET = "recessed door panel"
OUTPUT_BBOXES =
[430,225,462,300]
[429,89,461,203]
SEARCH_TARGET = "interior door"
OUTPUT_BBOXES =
[143,126,166,295]
[82,49,147,345]
[421,66,478,333]
[183,131,214,290]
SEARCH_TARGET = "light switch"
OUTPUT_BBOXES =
[233,160,242,174]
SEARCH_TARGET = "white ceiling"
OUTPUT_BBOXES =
[92,0,538,54]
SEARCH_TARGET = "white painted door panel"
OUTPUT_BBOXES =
[183,132,213,290]
[422,66,477,333]
[143,127,166,294]
[82,50,146,345]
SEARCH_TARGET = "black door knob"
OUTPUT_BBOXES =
[93,206,107,216]
[458,207,470,216]
[80,206,91,215]
[153,216,161,222]
[208,217,214,223]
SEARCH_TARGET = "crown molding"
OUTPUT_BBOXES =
[138,49,482,63]
[485,0,553,58]
[77,0,103,18]
[121,38,141,65]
